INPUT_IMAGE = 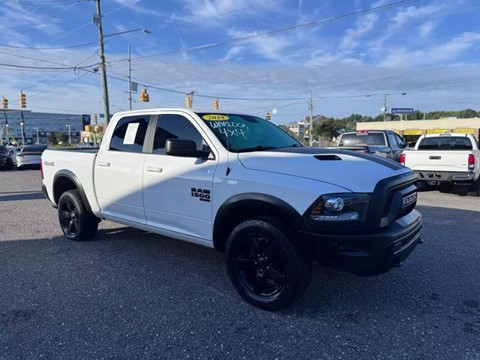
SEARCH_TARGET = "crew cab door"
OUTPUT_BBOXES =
[387,132,407,162]
[94,115,151,224]
[143,113,218,242]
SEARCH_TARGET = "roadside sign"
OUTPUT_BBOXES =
[453,128,475,134]
[427,129,448,134]
[391,108,414,114]
[404,129,423,135]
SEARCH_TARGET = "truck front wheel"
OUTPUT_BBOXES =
[225,217,312,311]
[58,190,98,241]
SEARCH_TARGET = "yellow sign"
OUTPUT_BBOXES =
[404,129,423,135]
[426,129,448,134]
[202,114,229,121]
[453,128,475,134]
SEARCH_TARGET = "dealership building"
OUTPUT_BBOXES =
[356,117,480,145]
[0,110,91,145]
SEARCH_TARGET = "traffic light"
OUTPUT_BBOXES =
[139,87,150,102]
[2,97,7,109]
[266,112,271,120]
[185,95,191,108]
[213,99,219,110]
[20,91,26,109]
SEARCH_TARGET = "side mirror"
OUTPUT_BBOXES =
[165,139,211,159]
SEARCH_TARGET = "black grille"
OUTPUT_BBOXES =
[382,178,417,217]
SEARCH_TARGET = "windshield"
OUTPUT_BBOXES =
[197,113,302,152]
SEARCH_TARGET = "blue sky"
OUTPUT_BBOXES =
[1,0,480,124]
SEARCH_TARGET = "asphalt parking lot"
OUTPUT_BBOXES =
[0,169,479,360]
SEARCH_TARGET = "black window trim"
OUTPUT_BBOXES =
[108,114,154,154]
[148,113,216,160]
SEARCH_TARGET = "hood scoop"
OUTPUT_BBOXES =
[314,154,342,161]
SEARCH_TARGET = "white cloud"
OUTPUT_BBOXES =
[379,32,480,68]
[340,13,379,50]
[419,21,437,38]
[226,29,290,61]
[183,0,250,19]
[112,0,163,16]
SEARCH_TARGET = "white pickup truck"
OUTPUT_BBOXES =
[41,109,423,310]
[400,133,480,196]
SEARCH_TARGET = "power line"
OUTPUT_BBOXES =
[0,62,95,70]
[122,0,421,63]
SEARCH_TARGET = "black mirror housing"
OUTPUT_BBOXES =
[165,139,210,159]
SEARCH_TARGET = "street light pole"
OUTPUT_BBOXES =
[308,88,314,147]
[20,121,25,145]
[128,44,132,110]
[34,127,39,144]
[94,0,110,127]
[5,123,9,145]
[66,124,71,144]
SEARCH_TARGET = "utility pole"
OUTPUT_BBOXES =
[94,0,110,126]
[128,44,132,110]
[308,88,314,147]
[383,94,389,121]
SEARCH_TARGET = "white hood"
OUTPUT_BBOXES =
[237,149,410,193]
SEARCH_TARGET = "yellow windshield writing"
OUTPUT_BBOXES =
[202,114,229,121]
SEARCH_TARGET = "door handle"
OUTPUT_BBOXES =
[429,156,441,160]
[97,161,111,167]
[146,166,163,173]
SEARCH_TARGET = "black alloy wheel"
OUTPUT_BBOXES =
[226,217,312,311]
[58,190,98,241]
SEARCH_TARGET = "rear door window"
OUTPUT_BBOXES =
[109,115,150,153]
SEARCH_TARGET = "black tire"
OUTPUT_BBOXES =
[5,160,13,170]
[467,179,480,197]
[225,217,312,311]
[58,190,98,241]
[17,165,24,171]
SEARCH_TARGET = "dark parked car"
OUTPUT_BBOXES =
[337,130,407,162]
[0,145,14,170]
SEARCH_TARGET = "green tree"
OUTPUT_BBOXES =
[48,133,58,145]
[458,109,477,118]
[57,132,69,144]
[410,110,424,120]
[313,118,345,141]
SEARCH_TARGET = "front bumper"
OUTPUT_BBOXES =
[298,209,422,276]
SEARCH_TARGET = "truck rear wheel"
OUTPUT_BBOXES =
[225,217,312,311]
[467,179,480,197]
[58,190,98,241]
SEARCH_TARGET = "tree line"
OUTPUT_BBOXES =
[309,108,479,141]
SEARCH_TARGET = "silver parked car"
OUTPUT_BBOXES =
[6,145,21,165]
[16,145,48,170]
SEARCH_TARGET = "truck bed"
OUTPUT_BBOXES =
[42,148,101,215]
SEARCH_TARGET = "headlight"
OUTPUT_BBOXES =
[309,193,370,222]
